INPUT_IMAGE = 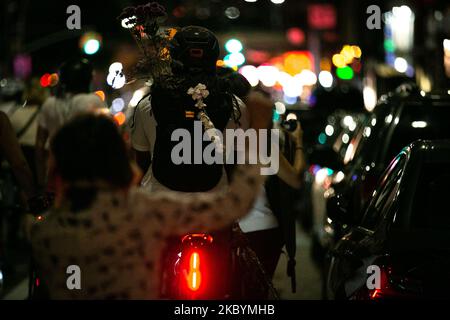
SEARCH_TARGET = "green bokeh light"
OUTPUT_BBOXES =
[336,66,354,80]
[318,133,327,145]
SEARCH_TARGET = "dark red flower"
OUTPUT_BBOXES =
[149,2,166,17]
[135,5,146,18]
[142,3,152,15]
[117,6,136,20]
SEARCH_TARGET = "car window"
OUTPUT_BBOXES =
[346,103,450,170]
[360,154,406,230]
[316,111,365,168]
[410,163,450,229]
[343,117,370,164]
[385,105,450,164]
[344,105,392,166]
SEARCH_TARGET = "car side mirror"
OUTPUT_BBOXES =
[326,193,352,225]
[308,144,343,171]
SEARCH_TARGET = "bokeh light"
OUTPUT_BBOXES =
[224,52,246,67]
[239,65,259,87]
[94,90,106,102]
[318,71,333,88]
[224,7,240,19]
[84,39,100,55]
[332,54,346,68]
[286,113,297,121]
[257,65,279,87]
[40,73,51,87]
[336,66,354,80]
[394,57,408,73]
[111,98,125,114]
[275,101,286,115]
[225,39,243,53]
[107,62,126,90]
[114,112,126,126]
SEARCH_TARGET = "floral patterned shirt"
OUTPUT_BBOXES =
[30,164,262,299]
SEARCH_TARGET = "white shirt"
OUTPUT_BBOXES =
[130,92,279,232]
[238,188,279,233]
[9,104,39,147]
[129,93,249,193]
[38,93,107,142]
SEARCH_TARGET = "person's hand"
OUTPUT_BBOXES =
[245,91,273,130]
[287,121,303,146]
[130,161,143,186]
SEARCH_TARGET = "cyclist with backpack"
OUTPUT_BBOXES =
[130,26,249,193]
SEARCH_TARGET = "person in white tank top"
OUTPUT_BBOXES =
[35,59,107,190]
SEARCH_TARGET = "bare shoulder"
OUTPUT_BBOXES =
[245,91,272,108]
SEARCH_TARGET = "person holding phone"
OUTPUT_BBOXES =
[238,103,306,296]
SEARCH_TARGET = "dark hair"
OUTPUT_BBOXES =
[151,69,243,131]
[57,58,93,96]
[217,67,251,100]
[51,114,133,189]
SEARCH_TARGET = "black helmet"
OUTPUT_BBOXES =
[169,26,220,74]
[59,58,93,93]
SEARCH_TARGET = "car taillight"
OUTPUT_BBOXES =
[186,251,202,292]
[353,265,420,300]
[368,286,404,300]
[351,266,393,300]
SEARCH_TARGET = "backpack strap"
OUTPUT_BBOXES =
[129,92,152,129]
[229,94,242,128]
[16,103,41,139]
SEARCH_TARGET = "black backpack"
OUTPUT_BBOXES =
[150,89,234,192]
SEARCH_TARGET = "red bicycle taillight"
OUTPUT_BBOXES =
[179,234,213,296]
[186,251,202,292]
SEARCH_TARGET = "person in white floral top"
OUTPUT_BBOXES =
[29,91,272,299]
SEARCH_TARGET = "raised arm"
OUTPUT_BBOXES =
[134,90,273,236]
[133,161,264,236]
[276,121,305,189]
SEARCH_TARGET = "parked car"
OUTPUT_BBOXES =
[308,110,366,264]
[316,84,450,298]
[327,140,450,299]
[327,84,450,232]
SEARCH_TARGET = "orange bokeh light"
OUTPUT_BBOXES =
[114,112,126,126]
[94,90,106,102]
[269,51,314,76]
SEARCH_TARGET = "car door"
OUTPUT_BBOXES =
[327,152,407,299]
